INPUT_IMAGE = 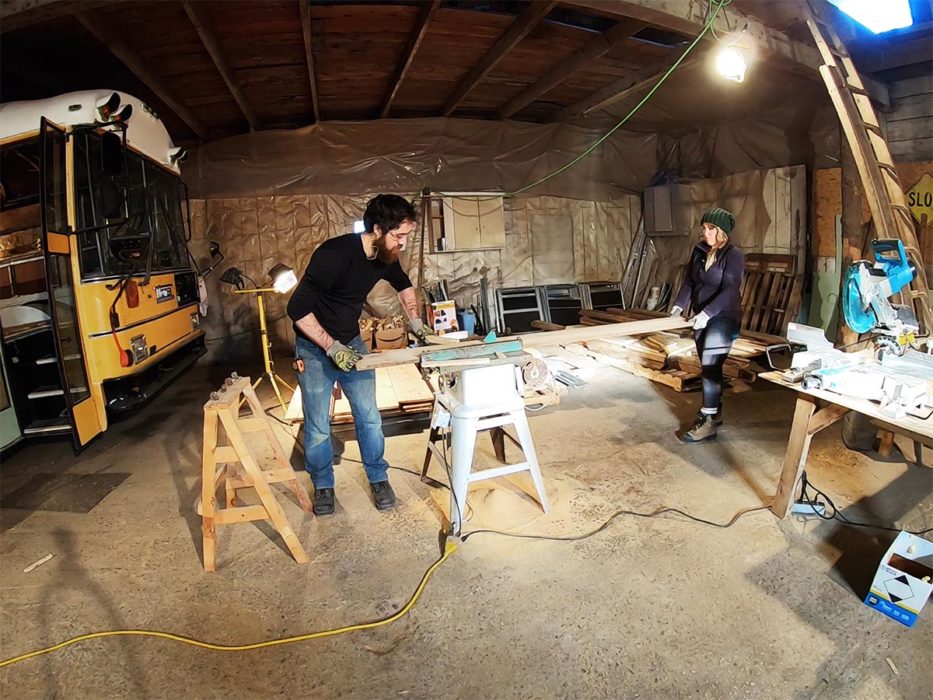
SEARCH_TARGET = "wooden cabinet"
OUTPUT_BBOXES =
[440,196,505,250]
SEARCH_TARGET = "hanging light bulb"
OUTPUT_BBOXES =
[715,46,747,83]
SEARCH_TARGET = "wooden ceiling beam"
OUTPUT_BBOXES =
[853,36,933,73]
[380,0,441,118]
[75,12,209,140]
[559,55,700,119]
[558,0,890,108]
[499,17,644,119]
[1,0,108,33]
[442,0,558,117]
[182,0,257,131]
[299,0,321,123]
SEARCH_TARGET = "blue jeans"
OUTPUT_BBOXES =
[294,334,388,489]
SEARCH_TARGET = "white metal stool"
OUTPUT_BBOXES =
[423,362,549,534]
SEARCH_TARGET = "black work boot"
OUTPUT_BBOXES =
[312,488,336,516]
[370,481,396,510]
[679,412,718,443]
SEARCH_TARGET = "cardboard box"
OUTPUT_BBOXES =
[864,531,932,627]
[375,327,407,350]
[429,300,459,334]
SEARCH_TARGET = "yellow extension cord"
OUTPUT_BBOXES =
[0,541,457,670]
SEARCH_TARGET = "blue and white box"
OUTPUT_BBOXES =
[864,531,932,628]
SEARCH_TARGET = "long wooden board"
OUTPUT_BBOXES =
[355,317,692,370]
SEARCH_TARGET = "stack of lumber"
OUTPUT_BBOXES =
[576,307,781,391]
[331,364,435,425]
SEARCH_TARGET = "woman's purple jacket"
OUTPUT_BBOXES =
[673,242,745,322]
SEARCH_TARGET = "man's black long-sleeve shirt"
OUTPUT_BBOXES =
[286,233,413,344]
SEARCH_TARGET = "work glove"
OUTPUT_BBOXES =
[326,341,362,372]
[669,305,684,317]
[409,318,435,347]
[692,311,710,331]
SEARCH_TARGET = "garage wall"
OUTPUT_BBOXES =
[883,75,933,163]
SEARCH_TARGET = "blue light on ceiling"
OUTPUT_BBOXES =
[828,0,914,33]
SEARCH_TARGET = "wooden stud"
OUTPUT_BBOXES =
[75,13,208,140]
[442,0,558,116]
[182,0,258,131]
[201,409,219,572]
[299,0,321,123]
[380,0,441,118]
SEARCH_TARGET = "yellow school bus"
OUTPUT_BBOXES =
[0,90,205,452]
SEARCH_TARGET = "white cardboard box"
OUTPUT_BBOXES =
[864,531,932,627]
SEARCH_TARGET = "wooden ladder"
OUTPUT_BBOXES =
[199,374,312,571]
[803,0,932,332]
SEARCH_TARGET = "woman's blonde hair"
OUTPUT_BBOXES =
[704,226,729,269]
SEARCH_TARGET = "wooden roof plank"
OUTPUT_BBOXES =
[442,0,558,116]
[499,17,644,118]
[182,0,257,131]
[380,0,441,118]
[558,0,891,107]
[298,0,320,122]
[559,54,701,119]
[75,12,209,140]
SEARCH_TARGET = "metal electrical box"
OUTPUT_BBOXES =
[644,184,691,236]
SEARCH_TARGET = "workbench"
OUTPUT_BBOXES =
[761,371,933,519]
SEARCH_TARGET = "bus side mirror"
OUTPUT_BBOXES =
[100,177,124,219]
[101,132,124,176]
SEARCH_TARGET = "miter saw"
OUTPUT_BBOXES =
[842,239,921,356]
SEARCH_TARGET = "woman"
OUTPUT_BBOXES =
[670,207,745,443]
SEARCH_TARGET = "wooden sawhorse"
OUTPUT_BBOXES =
[199,374,312,571]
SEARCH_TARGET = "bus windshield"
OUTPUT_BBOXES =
[73,129,187,280]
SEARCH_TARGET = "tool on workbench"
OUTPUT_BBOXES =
[843,240,922,356]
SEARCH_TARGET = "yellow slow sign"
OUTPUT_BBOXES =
[906,173,933,225]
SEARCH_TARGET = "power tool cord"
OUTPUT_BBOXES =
[799,475,931,535]
[0,541,457,670]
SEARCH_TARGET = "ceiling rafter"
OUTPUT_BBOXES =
[442,0,559,117]
[499,17,645,119]
[559,0,890,107]
[75,12,209,140]
[559,54,699,119]
[182,0,257,132]
[299,0,321,123]
[380,0,441,118]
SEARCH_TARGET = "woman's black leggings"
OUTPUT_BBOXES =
[694,316,740,411]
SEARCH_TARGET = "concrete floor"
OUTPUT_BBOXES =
[0,361,931,699]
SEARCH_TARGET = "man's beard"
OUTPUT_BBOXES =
[374,236,399,264]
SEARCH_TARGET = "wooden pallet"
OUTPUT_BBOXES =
[740,253,802,336]
[576,307,776,391]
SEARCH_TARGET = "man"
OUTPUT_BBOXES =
[287,194,432,516]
